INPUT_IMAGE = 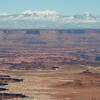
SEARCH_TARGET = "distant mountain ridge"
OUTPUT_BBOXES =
[1,29,100,34]
[0,29,100,46]
[0,10,100,29]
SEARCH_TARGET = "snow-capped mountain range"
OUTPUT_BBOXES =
[0,10,100,29]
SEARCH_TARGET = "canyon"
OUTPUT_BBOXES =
[0,29,100,100]
[0,29,99,70]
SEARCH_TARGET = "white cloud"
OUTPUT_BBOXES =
[22,10,59,16]
[22,10,34,15]
[0,12,8,16]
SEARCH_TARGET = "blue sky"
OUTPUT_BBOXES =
[0,0,99,15]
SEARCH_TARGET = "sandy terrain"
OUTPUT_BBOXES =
[0,66,100,100]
